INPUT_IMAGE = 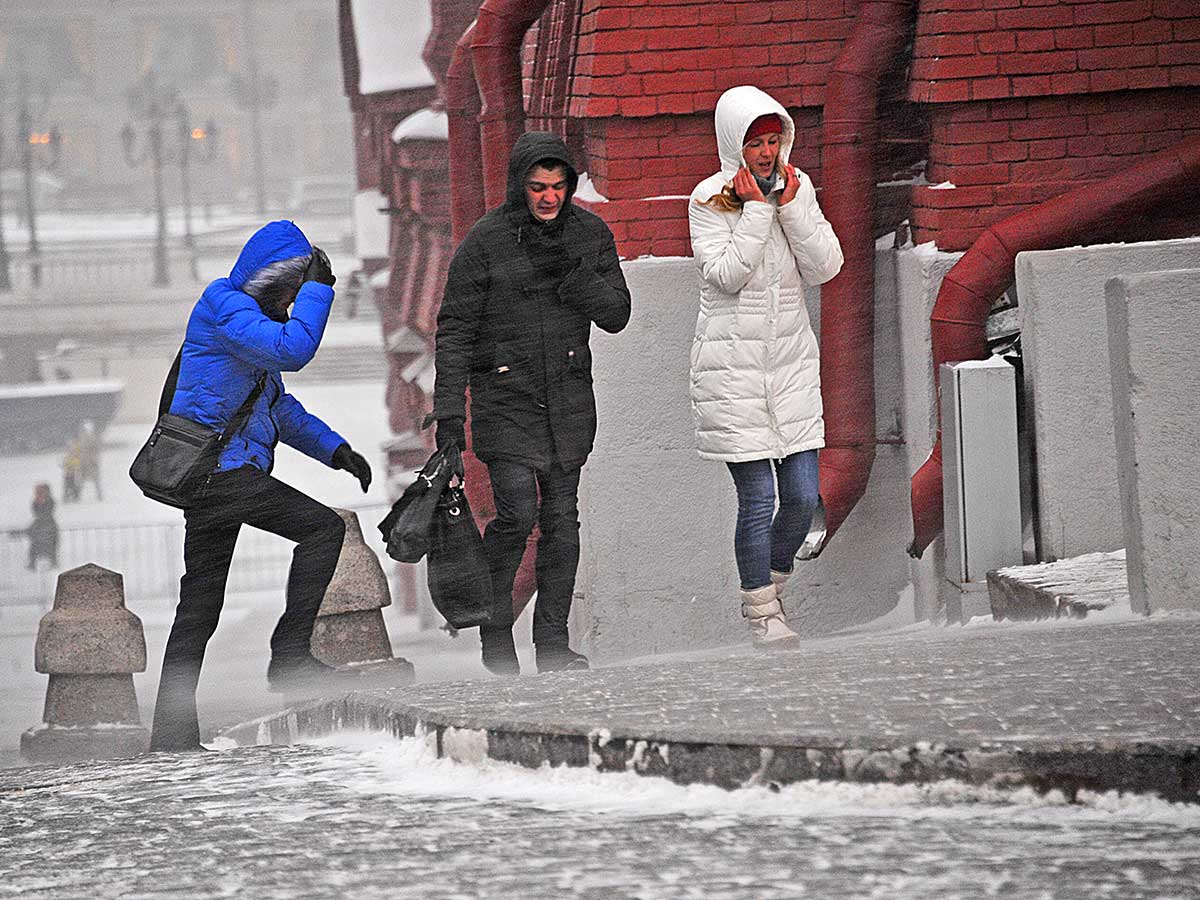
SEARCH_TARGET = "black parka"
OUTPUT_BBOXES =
[432,132,631,470]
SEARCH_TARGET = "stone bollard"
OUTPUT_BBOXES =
[311,510,414,683]
[21,564,149,763]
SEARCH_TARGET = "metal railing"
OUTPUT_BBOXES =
[1,503,393,610]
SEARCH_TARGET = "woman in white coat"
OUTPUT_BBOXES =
[688,85,843,649]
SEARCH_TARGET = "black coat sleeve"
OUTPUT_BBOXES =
[432,235,489,420]
[557,224,631,335]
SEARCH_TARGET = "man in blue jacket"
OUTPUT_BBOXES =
[149,220,373,753]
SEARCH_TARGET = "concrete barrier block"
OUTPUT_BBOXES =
[1015,238,1200,560]
[34,608,147,674]
[23,564,149,762]
[1106,268,1200,614]
[33,564,146,674]
[319,510,392,615]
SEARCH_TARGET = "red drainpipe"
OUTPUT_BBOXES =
[809,0,917,554]
[444,3,552,618]
[446,23,485,245]
[471,0,554,208]
[908,133,1200,558]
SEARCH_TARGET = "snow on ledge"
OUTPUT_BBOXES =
[392,108,448,143]
[352,0,435,94]
[574,172,607,203]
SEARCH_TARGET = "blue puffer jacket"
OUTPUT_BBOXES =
[170,220,345,474]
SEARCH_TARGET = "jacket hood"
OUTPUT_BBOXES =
[712,85,795,183]
[504,131,578,212]
[229,220,313,290]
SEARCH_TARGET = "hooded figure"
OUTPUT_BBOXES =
[432,131,631,675]
[148,220,373,753]
[688,86,843,650]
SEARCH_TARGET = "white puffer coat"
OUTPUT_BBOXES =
[688,86,843,462]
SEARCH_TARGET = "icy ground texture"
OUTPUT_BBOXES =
[2,732,1198,900]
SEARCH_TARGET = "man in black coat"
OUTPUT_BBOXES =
[432,131,631,675]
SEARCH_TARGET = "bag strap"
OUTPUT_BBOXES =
[157,347,183,419]
[158,344,267,446]
[216,372,268,448]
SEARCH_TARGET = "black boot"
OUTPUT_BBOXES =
[479,628,521,677]
[150,662,208,752]
[266,653,347,693]
[535,644,589,673]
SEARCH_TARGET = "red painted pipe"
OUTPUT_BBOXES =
[811,0,916,553]
[446,23,485,245]
[471,0,554,208]
[908,133,1200,557]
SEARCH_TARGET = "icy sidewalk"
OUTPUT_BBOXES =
[224,610,1200,801]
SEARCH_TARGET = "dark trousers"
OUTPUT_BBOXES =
[481,460,582,648]
[149,466,346,749]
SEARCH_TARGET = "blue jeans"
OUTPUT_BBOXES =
[726,450,820,590]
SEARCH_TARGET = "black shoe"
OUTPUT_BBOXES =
[535,645,590,673]
[480,630,521,677]
[266,654,346,693]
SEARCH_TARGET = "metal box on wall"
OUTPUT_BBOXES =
[941,357,1024,623]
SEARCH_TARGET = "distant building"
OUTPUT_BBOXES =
[0,0,355,211]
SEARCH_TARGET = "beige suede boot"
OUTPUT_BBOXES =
[770,569,791,601]
[740,584,800,650]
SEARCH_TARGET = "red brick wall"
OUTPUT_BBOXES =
[550,0,1200,257]
[912,87,1200,250]
[541,0,861,258]
[909,0,1200,103]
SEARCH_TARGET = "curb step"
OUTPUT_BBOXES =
[220,690,1200,804]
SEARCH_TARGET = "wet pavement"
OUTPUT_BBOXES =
[3,732,1199,900]
[230,609,1200,799]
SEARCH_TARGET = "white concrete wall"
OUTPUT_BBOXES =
[1106,268,1200,614]
[576,249,918,663]
[1015,238,1200,561]
[895,243,962,622]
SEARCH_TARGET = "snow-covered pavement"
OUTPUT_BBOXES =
[2,731,1197,899]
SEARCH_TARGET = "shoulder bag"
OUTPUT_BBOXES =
[129,347,266,509]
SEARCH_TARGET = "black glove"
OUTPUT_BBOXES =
[435,417,466,452]
[332,443,371,492]
[302,246,336,287]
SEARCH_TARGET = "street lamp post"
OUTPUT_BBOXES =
[0,75,61,291]
[122,73,218,288]
[174,103,218,282]
[18,107,61,289]
[121,108,170,288]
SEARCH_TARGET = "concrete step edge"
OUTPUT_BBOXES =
[218,691,1200,803]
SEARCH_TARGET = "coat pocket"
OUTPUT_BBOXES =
[564,345,592,384]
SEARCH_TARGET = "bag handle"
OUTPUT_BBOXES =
[158,344,267,446]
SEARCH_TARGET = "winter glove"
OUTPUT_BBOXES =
[332,443,371,492]
[435,417,466,452]
[302,246,336,287]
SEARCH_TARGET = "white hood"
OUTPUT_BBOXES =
[713,86,796,183]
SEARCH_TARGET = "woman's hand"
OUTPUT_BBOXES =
[779,165,800,206]
[732,166,766,203]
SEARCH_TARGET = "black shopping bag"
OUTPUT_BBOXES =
[379,446,460,563]
[426,483,493,629]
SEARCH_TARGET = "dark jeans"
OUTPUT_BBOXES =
[726,450,820,591]
[150,466,346,749]
[481,459,582,648]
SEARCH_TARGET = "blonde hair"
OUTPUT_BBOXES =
[696,159,790,211]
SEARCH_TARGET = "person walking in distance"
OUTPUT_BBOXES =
[149,220,373,752]
[432,132,631,675]
[688,86,844,649]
